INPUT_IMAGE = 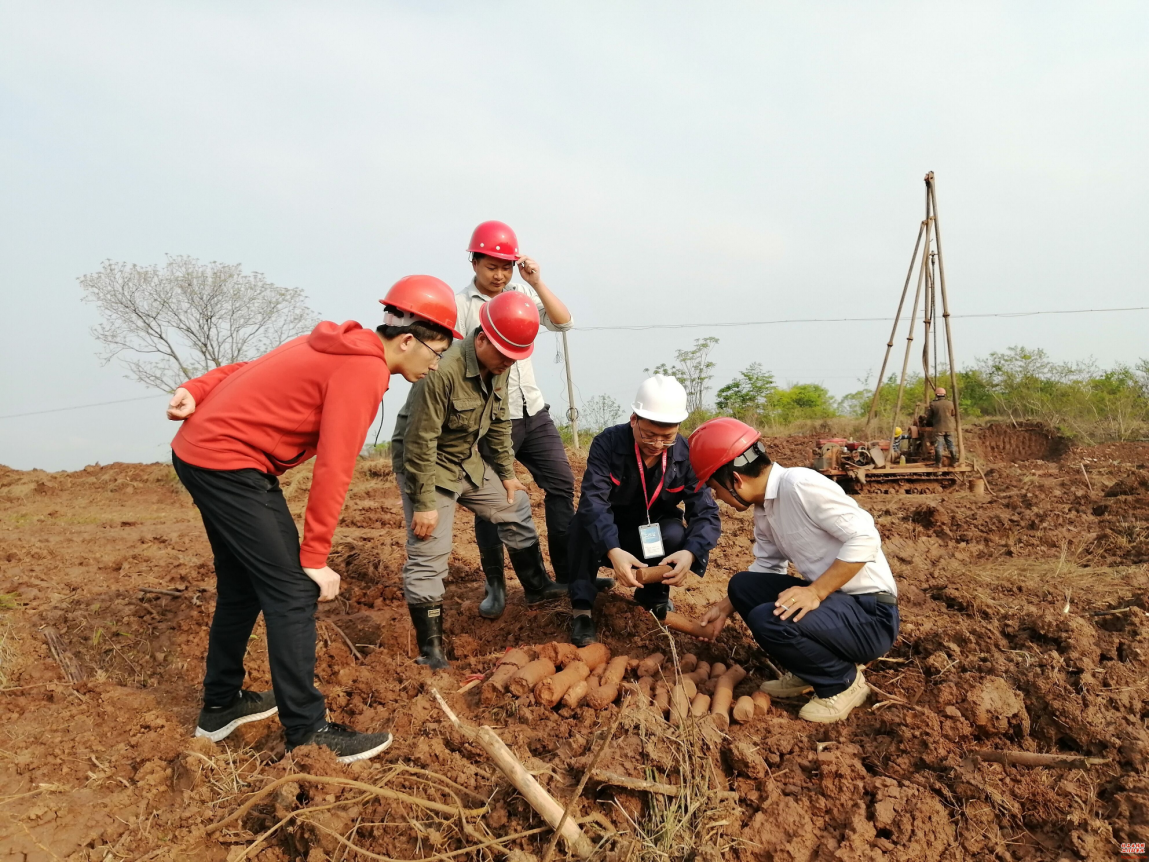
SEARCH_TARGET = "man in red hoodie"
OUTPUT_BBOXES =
[166,276,461,763]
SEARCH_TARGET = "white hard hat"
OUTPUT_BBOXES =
[632,375,689,424]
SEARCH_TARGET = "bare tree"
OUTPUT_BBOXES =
[583,394,622,432]
[80,255,320,391]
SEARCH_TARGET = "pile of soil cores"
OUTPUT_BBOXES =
[1,424,1148,861]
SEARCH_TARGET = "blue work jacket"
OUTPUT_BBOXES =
[574,422,721,576]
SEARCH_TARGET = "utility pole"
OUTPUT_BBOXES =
[561,331,580,452]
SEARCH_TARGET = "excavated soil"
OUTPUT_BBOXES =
[1,424,1148,861]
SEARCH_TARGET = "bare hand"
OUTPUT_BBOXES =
[516,256,541,287]
[774,585,822,623]
[502,478,528,504]
[412,510,439,540]
[303,566,341,601]
[698,598,733,640]
[606,548,647,589]
[658,549,695,586]
[167,387,196,420]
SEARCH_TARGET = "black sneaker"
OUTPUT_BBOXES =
[290,722,394,764]
[195,690,279,742]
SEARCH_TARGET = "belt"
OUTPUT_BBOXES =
[862,591,899,606]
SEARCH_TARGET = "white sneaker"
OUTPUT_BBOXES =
[798,669,871,723]
[759,671,814,698]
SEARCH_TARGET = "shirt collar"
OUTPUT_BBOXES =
[463,279,487,302]
[764,463,786,500]
[463,332,481,379]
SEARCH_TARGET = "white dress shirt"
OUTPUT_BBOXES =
[749,464,897,596]
[455,280,573,420]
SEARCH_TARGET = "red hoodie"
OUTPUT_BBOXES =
[173,321,390,568]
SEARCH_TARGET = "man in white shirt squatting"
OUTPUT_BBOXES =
[455,221,578,619]
[690,418,900,723]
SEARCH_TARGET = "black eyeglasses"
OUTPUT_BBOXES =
[414,336,447,361]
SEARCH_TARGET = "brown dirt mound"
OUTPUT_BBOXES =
[971,422,1073,464]
[2,444,1149,860]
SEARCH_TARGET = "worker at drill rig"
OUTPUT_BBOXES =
[453,220,580,612]
[166,276,461,763]
[565,375,721,646]
[391,290,566,670]
[690,417,899,723]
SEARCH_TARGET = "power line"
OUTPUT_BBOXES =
[571,305,1149,332]
[0,394,157,421]
[2,303,1146,421]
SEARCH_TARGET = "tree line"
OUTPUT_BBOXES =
[581,338,1149,443]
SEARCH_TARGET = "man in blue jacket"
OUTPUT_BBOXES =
[566,376,721,645]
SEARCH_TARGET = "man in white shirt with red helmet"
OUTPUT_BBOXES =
[455,221,579,620]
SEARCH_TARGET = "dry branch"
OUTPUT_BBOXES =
[430,688,595,858]
[970,750,1109,769]
[41,627,83,684]
[591,770,681,797]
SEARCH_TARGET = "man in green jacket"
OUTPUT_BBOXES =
[392,291,565,668]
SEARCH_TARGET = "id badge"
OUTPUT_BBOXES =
[638,523,665,560]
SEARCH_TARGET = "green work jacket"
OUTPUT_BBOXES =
[391,333,514,511]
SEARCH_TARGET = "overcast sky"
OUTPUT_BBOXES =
[1,2,1146,471]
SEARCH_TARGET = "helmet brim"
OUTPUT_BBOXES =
[633,406,689,424]
[468,247,520,261]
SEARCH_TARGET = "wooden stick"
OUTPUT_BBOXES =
[663,611,713,639]
[510,659,556,697]
[634,565,673,585]
[139,587,184,597]
[323,620,364,662]
[1080,463,1093,494]
[970,750,1109,770]
[431,688,595,858]
[1089,606,1136,618]
[41,627,83,684]
[591,770,681,797]
[540,696,629,862]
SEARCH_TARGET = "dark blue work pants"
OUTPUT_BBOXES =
[728,571,900,697]
[173,454,326,745]
[567,515,685,610]
[475,407,576,577]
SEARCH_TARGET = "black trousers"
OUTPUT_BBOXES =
[475,407,576,574]
[567,514,685,610]
[173,454,326,744]
[727,571,900,697]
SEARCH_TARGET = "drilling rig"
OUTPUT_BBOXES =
[813,172,974,493]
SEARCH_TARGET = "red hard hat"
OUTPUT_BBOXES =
[380,275,463,339]
[467,221,520,261]
[688,417,762,488]
[479,291,539,361]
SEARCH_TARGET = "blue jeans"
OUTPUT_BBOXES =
[728,571,900,697]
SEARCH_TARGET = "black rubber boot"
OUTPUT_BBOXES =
[570,614,598,647]
[550,530,615,593]
[507,542,567,605]
[408,603,450,669]
[478,545,507,620]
